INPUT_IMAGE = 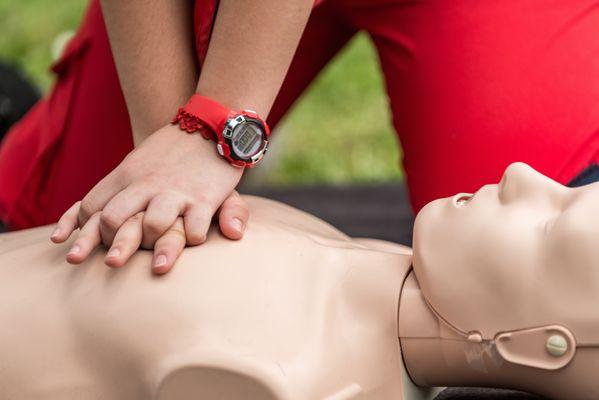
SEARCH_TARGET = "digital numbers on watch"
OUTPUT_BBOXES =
[232,123,263,158]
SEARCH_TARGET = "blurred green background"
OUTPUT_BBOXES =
[0,0,403,186]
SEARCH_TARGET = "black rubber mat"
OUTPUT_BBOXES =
[0,61,39,140]
[240,183,415,246]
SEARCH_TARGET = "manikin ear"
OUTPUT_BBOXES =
[153,351,293,400]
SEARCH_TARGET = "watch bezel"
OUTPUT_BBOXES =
[221,111,269,166]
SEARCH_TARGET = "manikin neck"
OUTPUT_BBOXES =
[397,268,597,399]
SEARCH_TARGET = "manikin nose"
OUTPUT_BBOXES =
[498,162,564,203]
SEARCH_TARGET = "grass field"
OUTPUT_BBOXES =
[0,1,403,185]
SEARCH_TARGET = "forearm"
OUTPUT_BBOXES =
[100,0,197,145]
[100,0,312,146]
[198,0,313,117]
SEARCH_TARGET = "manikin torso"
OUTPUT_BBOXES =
[3,163,598,400]
[0,196,432,400]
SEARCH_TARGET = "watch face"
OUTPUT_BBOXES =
[231,121,264,159]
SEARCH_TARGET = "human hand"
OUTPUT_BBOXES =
[52,205,183,274]
[51,124,250,270]
[51,189,248,273]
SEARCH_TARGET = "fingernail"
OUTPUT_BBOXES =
[107,248,121,258]
[231,218,244,232]
[68,245,81,255]
[51,228,61,238]
[154,255,167,268]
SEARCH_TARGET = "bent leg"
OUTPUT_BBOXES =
[0,0,132,229]
[345,0,599,212]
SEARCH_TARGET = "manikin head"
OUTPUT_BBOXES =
[412,162,599,345]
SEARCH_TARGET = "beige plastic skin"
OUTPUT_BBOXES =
[402,162,599,399]
[1,162,597,399]
[0,196,439,400]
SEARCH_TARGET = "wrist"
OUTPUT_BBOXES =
[167,124,245,176]
[172,94,270,168]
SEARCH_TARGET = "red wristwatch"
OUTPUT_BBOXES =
[172,94,270,168]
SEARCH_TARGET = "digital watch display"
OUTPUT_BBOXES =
[218,112,269,166]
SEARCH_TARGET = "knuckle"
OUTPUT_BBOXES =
[118,157,140,179]
[185,224,207,245]
[170,175,189,189]
[231,202,250,215]
[100,211,123,231]
[139,171,159,185]
[132,179,160,198]
[128,186,151,202]
[79,198,96,220]
[154,190,183,206]
[225,193,247,210]
[222,204,249,220]
[162,227,187,243]
[75,231,93,243]
[140,238,155,251]
[187,232,207,245]
[127,213,143,224]
[192,193,214,209]
[229,190,243,202]
[237,196,249,209]
[143,217,166,236]
[71,200,83,213]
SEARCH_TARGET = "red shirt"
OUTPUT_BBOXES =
[0,0,598,228]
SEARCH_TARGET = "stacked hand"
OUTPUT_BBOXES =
[50,124,250,274]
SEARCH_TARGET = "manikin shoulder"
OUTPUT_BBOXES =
[242,195,413,254]
[148,198,414,400]
[0,196,413,399]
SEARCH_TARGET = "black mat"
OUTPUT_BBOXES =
[241,183,415,246]
[0,61,39,140]
[436,388,543,400]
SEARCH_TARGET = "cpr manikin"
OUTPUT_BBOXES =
[0,163,597,399]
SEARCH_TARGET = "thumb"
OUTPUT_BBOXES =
[217,191,249,240]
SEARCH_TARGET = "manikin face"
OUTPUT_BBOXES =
[412,162,599,340]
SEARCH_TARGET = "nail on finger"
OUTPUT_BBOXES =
[68,245,81,255]
[51,228,61,239]
[231,218,244,232]
[107,248,121,258]
[153,254,167,269]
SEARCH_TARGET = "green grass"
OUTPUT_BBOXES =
[0,2,403,185]
[261,33,402,186]
[0,0,87,90]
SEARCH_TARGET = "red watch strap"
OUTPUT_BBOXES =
[184,94,230,133]
[173,94,231,140]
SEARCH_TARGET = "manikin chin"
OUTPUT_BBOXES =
[0,162,597,399]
